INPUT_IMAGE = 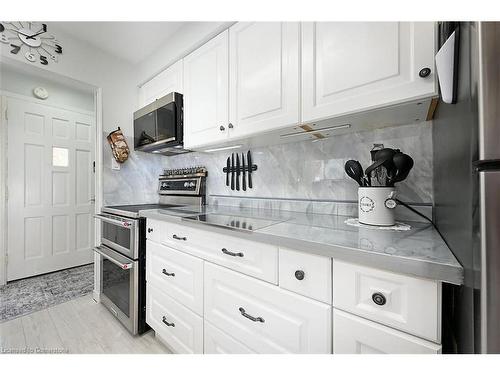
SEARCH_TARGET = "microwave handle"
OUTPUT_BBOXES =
[94,246,134,270]
[94,214,134,228]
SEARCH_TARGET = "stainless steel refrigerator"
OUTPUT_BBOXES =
[434,22,500,353]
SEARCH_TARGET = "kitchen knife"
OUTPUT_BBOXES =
[226,157,230,186]
[231,153,235,190]
[236,154,240,191]
[247,150,253,189]
[242,153,247,191]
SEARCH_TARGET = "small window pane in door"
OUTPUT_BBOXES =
[53,147,69,167]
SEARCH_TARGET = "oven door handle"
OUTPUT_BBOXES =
[94,246,134,270]
[94,214,134,228]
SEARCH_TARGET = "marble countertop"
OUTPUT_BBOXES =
[139,205,463,285]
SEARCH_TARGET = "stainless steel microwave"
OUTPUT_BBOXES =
[133,92,189,155]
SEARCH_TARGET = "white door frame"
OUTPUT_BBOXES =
[0,88,102,286]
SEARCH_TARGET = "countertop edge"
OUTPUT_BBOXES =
[140,210,464,285]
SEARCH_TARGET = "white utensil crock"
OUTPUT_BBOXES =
[358,187,397,226]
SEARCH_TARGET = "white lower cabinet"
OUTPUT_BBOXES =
[146,284,203,354]
[146,240,204,315]
[204,262,332,354]
[333,260,441,343]
[204,321,256,354]
[333,309,441,354]
[144,219,444,355]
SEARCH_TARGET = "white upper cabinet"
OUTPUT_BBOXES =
[301,22,437,123]
[228,22,300,139]
[139,60,183,108]
[183,30,229,149]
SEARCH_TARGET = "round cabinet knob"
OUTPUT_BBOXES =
[372,292,386,306]
[147,228,153,233]
[419,67,431,78]
[294,270,305,281]
[220,125,225,131]
[228,123,234,129]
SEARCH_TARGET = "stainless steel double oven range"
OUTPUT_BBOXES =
[94,167,207,335]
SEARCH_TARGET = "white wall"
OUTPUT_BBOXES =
[0,64,94,111]
[1,24,137,134]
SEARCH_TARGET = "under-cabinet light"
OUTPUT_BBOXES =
[204,144,243,153]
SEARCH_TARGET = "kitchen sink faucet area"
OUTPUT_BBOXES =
[0,1,499,374]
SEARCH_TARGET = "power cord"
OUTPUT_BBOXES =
[395,199,436,228]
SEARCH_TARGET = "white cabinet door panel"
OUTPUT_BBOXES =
[204,321,256,354]
[279,247,332,304]
[146,240,204,315]
[333,309,441,354]
[145,218,165,244]
[229,22,300,138]
[333,260,441,343]
[204,262,332,354]
[146,284,203,354]
[160,221,278,284]
[139,60,183,107]
[302,22,437,122]
[183,30,229,149]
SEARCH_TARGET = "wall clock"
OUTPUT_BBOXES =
[0,21,63,65]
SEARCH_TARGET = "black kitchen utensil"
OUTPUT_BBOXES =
[247,150,253,189]
[344,160,366,187]
[373,148,398,186]
[236,154,240,191]
[389,153,414,185]
[231,153,235,190]
[226,157,230,186]
[242,153,246,191]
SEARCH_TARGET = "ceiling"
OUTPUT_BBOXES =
[50,22,187,64]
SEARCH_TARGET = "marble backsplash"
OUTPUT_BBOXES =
[164,121,434,204]
[102,121,433,207]
[102,134,165,205]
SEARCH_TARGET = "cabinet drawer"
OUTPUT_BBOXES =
[279,248,332,304]
[146,219,165,243]
[146,284,203,354]
[146,240,204,315]
[333,309,441,354]
[161,222,278,284]
[204,262,332,354]
[333,260,441,342]
[204,321,256,354]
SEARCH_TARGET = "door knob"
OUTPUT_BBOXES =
[147,228,153,233]
[228,123,234,129]
[220,125,225,131]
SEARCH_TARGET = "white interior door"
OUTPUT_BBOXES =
[6,97,95,281]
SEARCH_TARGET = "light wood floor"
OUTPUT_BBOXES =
[0,294,171,354]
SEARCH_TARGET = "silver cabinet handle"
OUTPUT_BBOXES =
[162,316,175,327]
[172,234,187,241]
[93,246,134,270]
[162,269,175,277]
[220,125,225,131]
[228,123,234,129]
[221,248,244,257]
[239,307,264,323]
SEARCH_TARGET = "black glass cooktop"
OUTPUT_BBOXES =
[182,213,286,232]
